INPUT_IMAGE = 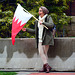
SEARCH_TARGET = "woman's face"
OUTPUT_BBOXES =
[38,8,44,18]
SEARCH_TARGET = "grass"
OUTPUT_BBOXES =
[0,72,17,75]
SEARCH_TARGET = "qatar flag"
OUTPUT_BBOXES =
[11,4,32,45]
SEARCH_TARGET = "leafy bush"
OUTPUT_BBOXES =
[0,0,72,38]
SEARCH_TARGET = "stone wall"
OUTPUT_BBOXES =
[58,16,75,37]
[68,16,75,36]
[0,38,75,71]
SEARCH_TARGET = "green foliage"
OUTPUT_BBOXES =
[0,0,72,38]
[0,72,17,75]
[51,13,71,30]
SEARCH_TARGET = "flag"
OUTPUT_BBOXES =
[11,4,32,45]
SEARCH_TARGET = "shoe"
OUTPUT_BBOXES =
[39,64,46,72]
[44,63,52,73]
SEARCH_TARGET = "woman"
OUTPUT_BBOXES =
[22,6,54,73]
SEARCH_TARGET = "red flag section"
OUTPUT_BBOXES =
[12,17,26,45]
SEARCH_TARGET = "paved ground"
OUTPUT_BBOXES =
[0,69,75,75]
[16,72,31,75]
[17,72,75,75]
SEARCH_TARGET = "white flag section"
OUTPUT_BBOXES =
[12,4,32,45]
[14,4,32,26]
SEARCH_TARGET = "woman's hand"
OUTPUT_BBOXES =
[22,28,26,31]
[39,20,43,25]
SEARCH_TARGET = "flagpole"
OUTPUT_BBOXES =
[17,3,48,29]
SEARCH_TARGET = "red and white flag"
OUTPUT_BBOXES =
[11,4,32,45]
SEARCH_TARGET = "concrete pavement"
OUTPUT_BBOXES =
[16,72,32,75]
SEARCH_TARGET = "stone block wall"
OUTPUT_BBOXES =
[57,16,75,37]
[0,38,75,71]
[68,16,75,36]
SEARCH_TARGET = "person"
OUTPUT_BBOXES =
[22,6,55,73]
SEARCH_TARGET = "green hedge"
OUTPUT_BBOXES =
[0,0,73,38]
